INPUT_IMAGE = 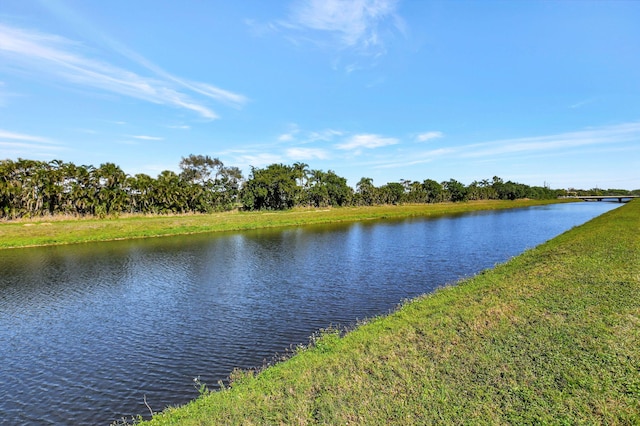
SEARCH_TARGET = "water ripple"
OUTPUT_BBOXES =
[0,203,620,425]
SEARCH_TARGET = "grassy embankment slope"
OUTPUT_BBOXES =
[0,199,566,249]
[139,200,640,425]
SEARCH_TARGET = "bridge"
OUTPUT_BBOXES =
[562,195,640,203]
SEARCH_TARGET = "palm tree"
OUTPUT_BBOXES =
[0,159,18,218]
[41,159,67,215]
[155,170,186,213]
[292,162,310,206]
[96,162,127,215]
[307,169,328,207]
[69,164,97,216]
[292,162,309,188]
[356,177,377,206]
[15,158,43,217]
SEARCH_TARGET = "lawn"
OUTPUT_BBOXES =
[0,199,566,249]
[134,200,639,424]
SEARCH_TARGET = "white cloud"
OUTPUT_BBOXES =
[277,123,301,142]
[75,128,98,134]
[366,122,640,173]
[244,18,277,38]
[0,140,54,149]
[569,98,595,109]
[278,126,343,144]
[236,153,285,168]
[0,129,64,158]
[187,82,248,109]
[336,133,399,150]
[130,135,164,141]
[278,133,296,142]
[0,23,247,119]
[307,129,344,142]
[285,0,403,54]
[286,147,329,160]
[416,131,443,142]
[462,122,640,158]
[374,148,455,169]
[0,129,53,143]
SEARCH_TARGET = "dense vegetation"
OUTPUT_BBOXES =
[136,200,640,425]
[2,155,637,220]
[0,156,242,219]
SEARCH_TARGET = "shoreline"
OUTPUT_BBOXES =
[0,199,572,250]
[138,199,639,425]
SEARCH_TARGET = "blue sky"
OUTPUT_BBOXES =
[1,0,639,190]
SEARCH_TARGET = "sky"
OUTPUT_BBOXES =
[1,0,639,190]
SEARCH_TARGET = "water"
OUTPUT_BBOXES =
[0,202,620,424]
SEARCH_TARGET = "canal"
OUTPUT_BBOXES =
[0,202,620,424]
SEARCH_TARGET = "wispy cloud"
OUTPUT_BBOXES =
[0,129,64,157]
[236,152,286,168]
[282,0,404,55]
[286,147,329,160]
[416,131,443,142]
[75,128,98,134]
[0,129,53,143]
[186,82,247,109]
[307,129,344,142]
[367,122,640,172]
[129,135,164,141]
[373,147,454,169]
[221,126,342,169]
[0,141,61,152]
[0,23,247,119]
[569,98,595,109]
[336,133,399,151]
[277,125,343,144]
[278,124,301,142]
[278,133,296,142]
[461,122,640,158]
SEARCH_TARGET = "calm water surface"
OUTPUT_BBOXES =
[0,202,620,424]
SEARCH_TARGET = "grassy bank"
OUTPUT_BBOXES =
[137,200,639,425]
[0,199,567,249]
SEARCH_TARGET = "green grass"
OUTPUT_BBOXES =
[136,199,639,425]
[0,199,567,249]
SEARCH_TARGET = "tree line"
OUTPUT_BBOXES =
[0,155,242,219]
[1,155,633,219]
